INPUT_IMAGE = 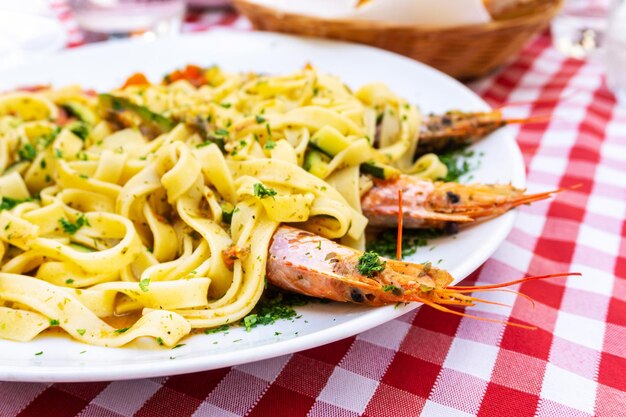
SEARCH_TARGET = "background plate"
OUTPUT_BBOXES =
[0,30,525,382]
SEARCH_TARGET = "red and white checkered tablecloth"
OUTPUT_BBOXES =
[1,2,625,417]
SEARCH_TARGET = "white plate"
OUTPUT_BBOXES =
[0,30,525,382]
[0,11,68,71]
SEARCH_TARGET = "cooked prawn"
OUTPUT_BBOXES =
[416,110,549,157]
[266,226,579,328]
[361,174,562,229]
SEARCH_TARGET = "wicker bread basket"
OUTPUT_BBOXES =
[234,0,563,80]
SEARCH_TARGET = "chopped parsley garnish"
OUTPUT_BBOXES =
[0,196,31,211]
[49,319,60,326]
[438,148,479,183]
[172,343,186,349]
[18,143,37,161]
[255,115,266,123]
[356,251,386,277]
[382,285,402,295]
[264,139,276,150]
[36,127,61,149]
[156,337,164,345]
[65,278,75,285]
[35,351,43,356]
[59,214,90,235]
[253,183,277,199]
[241,289,309,332]
[243,315,259,331]
[139,278,150,292]
[214,128,229,136]
[367,228,443,258]
[204,324,229,335]
[114,327,129,334]
[220,103,232,108]
[76,329,86,336]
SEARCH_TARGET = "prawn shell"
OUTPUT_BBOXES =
[266,226,453,306]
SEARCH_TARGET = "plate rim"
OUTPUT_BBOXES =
[0,30,526,382]
[0,11,68,58]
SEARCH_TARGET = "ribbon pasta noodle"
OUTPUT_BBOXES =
[0,65,447,347]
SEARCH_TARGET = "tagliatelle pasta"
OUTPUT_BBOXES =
[0,65,448,347]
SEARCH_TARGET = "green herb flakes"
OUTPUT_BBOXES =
[59,214,90,235]
[439,148,480,183]
[382,285,402,295]
[356,251,386,277]
[18,143,37,161]
[139,278,150,292]
[264,139,276,150]
[204,324,229,335]
[253,183,277,199]
[240,289,309,331]
[367,228,443,258]
[0,196,31,211]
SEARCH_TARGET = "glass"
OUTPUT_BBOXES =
[606,0,626,101]
[551,0,609,59]
[69,0,185,39]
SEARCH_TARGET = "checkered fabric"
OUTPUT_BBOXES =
[1,3,624,416]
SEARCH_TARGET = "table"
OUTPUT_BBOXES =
[1,3,624,417]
